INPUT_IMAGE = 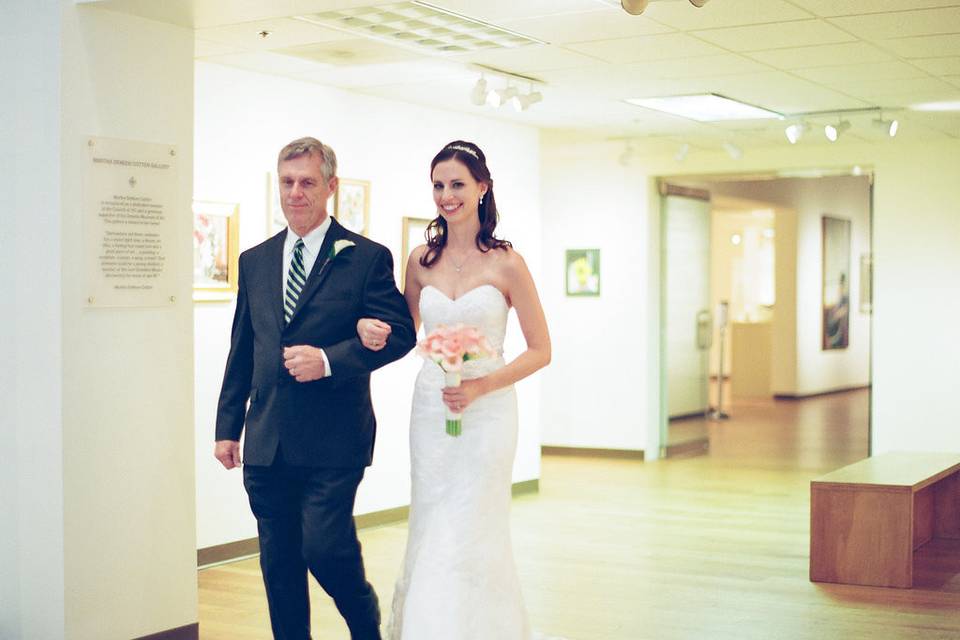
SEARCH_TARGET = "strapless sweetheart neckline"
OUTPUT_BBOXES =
[422,283,508,305]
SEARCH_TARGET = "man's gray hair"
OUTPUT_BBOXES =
[278,137,337,180]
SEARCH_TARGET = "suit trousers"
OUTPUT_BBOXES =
[243,449,381,640]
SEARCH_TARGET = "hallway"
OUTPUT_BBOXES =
[198,389,960,639]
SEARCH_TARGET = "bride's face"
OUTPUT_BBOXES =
[432,159,487,225]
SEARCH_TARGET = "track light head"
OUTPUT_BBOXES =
[512,90,543,112]
[621,0,650,15]
[674,142,690,163]
[873,117,899,137]
[824,120,851,142]
[470,76,488,106]
[488,85,518,108]
[785,122,809,144]
[689,0,710,6]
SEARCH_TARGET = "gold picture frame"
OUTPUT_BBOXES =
[401,216,432,291]
[193,200,239,302]
[334,178,371,237]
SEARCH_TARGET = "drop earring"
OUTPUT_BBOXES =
[480,194,485,205]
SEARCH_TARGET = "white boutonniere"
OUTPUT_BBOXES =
[331,239,356,259]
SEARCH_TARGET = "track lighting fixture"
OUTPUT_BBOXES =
[621,0,708,15]
[488,85,518,108]
[469,71,543,112]
[873,117,899,137]
[824,120,851,142]
[784,122,809,144]
[674,143,690,163]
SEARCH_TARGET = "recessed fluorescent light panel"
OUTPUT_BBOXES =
[295,1,544,55]
[625,94,782,121]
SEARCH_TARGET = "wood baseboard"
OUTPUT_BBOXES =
[134,623,198,640]
[663,437,709,459]
[774,384,870,400]
[541,445,644,460]
[199,479,540,568]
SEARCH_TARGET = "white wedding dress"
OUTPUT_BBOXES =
[387,283,531,640]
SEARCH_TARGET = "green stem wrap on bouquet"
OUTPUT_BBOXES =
[444,371,463,437]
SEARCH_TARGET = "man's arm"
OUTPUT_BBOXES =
[323,245,416,377]
[214,255,254,466]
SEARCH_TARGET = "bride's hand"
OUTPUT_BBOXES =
[442,379,484,414]
[357,318,391,351]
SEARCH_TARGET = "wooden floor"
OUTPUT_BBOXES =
[198,389,960,639]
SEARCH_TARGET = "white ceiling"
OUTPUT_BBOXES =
[87,0,960,154]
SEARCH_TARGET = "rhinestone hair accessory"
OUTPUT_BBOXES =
[445,144,480,159]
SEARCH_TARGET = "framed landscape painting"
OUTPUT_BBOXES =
[401,216,432,291]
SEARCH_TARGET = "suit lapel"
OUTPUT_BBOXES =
[286,217,346,328]
[263,230,287,334]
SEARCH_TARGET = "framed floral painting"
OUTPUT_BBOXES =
[193,200,239,302]
[334,178,370,237]
[565,249,600,297]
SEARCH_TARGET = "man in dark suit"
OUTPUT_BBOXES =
[215,137,415,640]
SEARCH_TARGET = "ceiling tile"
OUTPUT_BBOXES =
[622,53,773,79]
[827,8,960,40]
[565,32,726,64]
[787,0,960,18]
[708,71,871,113]
[746,42,894,70]
[880,33,960,59]
[424,0,609,22]
[501,9,671,45]
[643,0,813,30]
[840,77,960,105]
[196,17,354,50]
[691,20,855,52]
[457,45,603,73]
[911,57,960,75]
[793,60,928,85]
[275,38,423,66]
[294,59,467,88]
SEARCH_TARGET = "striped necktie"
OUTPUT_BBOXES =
[284,239,306,325]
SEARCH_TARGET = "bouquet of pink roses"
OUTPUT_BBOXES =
[418,323,495,436]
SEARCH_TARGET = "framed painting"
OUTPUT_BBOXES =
[193,200,239,302]
[401,216,432,291]
[822,216,851,349]
[334,178,370,237]
[565,249,600,297]
[265,171,285,237]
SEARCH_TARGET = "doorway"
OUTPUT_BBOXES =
[658,170,874,461]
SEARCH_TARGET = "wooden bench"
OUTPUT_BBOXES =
[810,452,960,588]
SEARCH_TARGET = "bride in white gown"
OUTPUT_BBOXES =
[357,140,551,640]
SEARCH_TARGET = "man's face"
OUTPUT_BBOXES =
[278,153,337,236]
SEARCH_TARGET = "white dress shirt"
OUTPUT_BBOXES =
[283,216,333,376]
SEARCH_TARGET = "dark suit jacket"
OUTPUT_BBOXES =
[215,218,416,467]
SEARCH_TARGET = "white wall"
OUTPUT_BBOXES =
[59,6,198,639]
[539,145,653,451]
[194,62,544,549]
[540,133,960,457]
[1,2,64,638]
[708,176,872,396]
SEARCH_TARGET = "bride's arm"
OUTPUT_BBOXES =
[357,245,424,349]
[443,249,550,410]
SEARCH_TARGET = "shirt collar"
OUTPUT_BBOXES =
[284,215,332,257]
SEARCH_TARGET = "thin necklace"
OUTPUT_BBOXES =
[449,250,472,273]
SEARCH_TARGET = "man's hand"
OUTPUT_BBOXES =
[215,440,241,469]
[357,318,391,351]
[283,345,327,382]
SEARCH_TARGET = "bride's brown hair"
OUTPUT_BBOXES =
[420,140,511,268]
